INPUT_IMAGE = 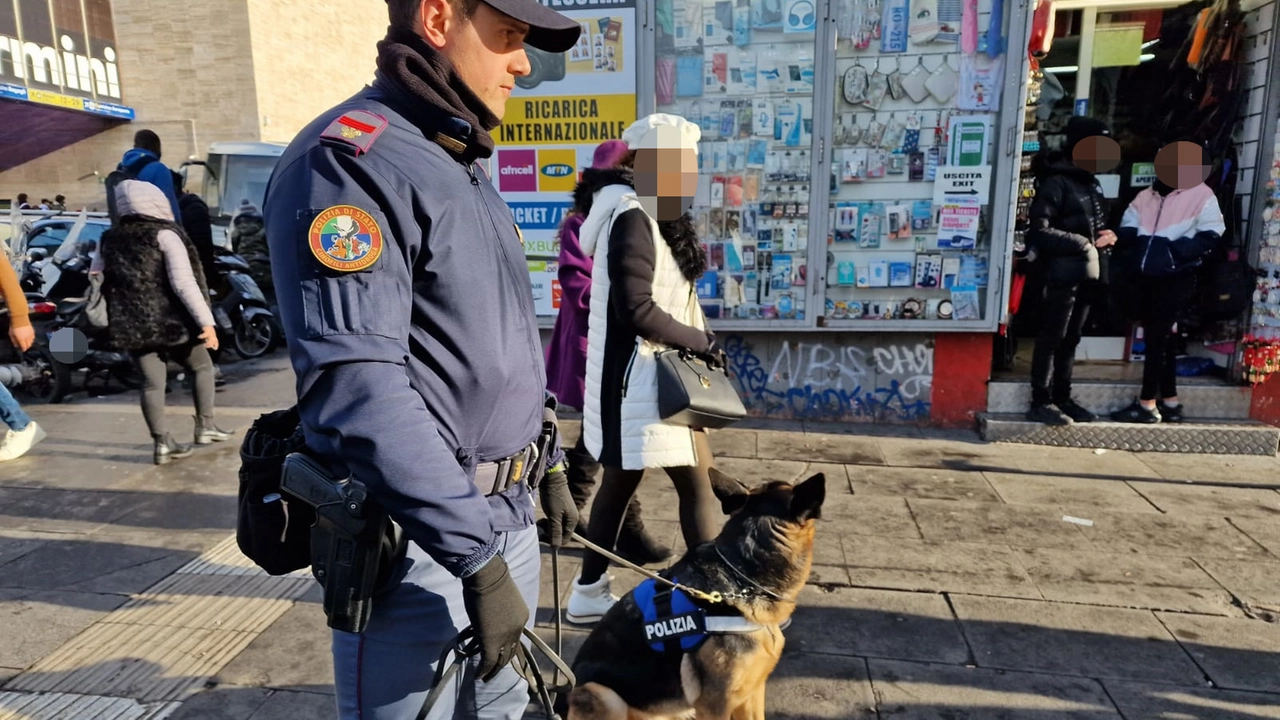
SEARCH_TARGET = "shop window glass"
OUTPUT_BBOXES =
[654,0,821,322]
[823,0,1004,324]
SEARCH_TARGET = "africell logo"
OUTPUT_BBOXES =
[498,150,537,192]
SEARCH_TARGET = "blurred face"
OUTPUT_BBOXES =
[1155,141,1210,189]
[1071,134,1121,174]
[420,0,532,120]
[633,129,699,221]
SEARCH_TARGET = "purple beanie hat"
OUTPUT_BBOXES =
[592,139,629,169]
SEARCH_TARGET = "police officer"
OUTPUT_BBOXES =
[262,0,581,717]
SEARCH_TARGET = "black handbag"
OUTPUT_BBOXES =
[655,348,746,429]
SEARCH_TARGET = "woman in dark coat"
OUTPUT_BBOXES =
[1024,117,1117,425]
[96,180,234,464]
[544,139,670,565]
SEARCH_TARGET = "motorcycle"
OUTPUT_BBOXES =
[209,247,278,360]
[38,255,144,394]
[0,296,72,404]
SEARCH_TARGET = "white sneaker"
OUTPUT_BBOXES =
[565,573,619,625]
[0,422,45,461]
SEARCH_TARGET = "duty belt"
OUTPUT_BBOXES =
[472,443,537,497]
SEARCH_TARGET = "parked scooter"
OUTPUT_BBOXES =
[209,246,278,359]
[0,296,72,404]
[39,255,143,393]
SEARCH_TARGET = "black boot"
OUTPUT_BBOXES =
[614,499,672,565]
[154,434,193,465]
[194,416,234,445]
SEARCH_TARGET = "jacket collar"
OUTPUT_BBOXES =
[371,73,487,165]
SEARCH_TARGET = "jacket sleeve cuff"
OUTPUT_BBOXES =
[451,534,502,578]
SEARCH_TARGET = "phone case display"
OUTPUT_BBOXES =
[824,0,1004,323]
[657,0,819,322]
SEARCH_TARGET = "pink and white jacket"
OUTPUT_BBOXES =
[1118,183,1225,277]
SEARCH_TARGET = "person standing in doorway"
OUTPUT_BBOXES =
[1024,117,1119,425]
[1111,140,1225,423]
[544,138,671,566]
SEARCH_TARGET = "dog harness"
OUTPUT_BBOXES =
[634,578,766,654]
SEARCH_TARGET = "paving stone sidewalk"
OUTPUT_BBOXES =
[1,357,1279,719]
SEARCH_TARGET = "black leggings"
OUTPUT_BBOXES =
[132,342,215,440]
[579,430,720,585]
[1030,281,1092,405]
[1136,274,1192,401]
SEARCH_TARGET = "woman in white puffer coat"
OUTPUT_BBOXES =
[566,114,725,624]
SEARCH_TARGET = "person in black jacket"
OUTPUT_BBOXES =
[171,171,218,285]
[1025,117,1118,425]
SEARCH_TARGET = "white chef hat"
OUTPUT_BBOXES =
[621,113,701,153]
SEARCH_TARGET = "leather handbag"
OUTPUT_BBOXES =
[655,348,746,429]
[654,289,745,429]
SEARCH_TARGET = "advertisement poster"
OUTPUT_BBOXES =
[937,198,981,249]
[497,0,638,317]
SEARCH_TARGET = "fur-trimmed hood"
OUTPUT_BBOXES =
[572,167,633,217]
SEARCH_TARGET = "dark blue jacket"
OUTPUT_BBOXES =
[119,149,182,223]
[263,75,549,579]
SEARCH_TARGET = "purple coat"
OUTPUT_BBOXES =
[545,213,592,410]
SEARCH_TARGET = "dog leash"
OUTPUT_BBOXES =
[570,532,725,604]
[415,626,575,720]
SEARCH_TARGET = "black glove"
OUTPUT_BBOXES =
[702,333,728,370]
[539,469,578,548]
[460,555,529,681]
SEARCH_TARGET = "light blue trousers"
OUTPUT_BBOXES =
[332,525,540,720]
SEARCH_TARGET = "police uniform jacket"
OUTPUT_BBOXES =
[263,73,546,579]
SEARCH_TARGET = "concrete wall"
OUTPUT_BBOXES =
[0,0,259,208]
[722,333,935,424]
[0,0,387,208]
[245,1,385,145]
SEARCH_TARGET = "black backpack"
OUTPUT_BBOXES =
[104,156,155,223]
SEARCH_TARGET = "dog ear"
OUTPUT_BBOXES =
[790,473,826,521]
[709,467,751,515]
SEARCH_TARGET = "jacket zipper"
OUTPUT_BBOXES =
[621,347,639,399]
[1140,196,1166,274]
[468,163,542,370]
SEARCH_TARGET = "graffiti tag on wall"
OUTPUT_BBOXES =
[724,334,933,422]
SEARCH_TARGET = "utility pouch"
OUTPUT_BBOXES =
[280,452,404,634]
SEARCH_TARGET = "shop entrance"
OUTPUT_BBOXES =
[999,0,1249,390]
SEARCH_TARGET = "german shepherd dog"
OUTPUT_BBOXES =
[567,469,825,720]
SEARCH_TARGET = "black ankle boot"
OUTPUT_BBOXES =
[615,500,672,565]
[154,434,193,465]
[194,416,234,445]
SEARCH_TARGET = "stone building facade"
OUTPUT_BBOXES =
[0,0,386,207]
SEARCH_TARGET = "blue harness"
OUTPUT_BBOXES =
[634,577,708,653]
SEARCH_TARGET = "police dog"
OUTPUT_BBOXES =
[567,470,825,720]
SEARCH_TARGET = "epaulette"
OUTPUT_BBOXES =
[320,111,388,156]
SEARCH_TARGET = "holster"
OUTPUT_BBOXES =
[280,453,405,634]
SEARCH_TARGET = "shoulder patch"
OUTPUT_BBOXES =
[320,111,388,156]
[308,205,384,272]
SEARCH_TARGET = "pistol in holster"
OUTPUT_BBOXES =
[279,452,406,634]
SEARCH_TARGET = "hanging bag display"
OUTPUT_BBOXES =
[900,58,931,102]
[843,63,869,105]
[925,56,960,103]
